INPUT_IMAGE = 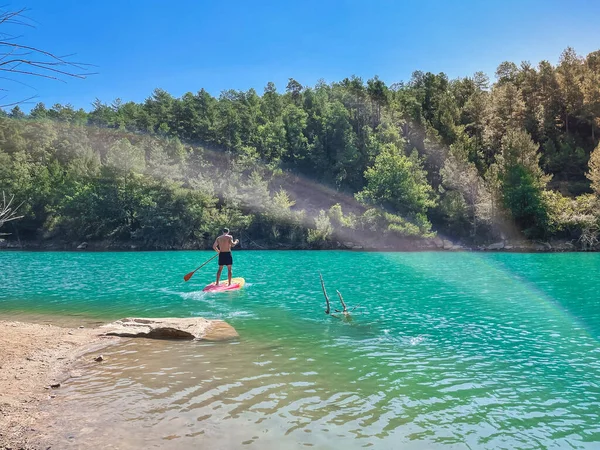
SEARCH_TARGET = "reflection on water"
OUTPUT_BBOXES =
[2,251,600,448]
[46,322,600,449]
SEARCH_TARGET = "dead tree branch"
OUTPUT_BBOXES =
[349,302,362,313]
[319,274,361,319]
[0,191,23,235]
[335,290,347,314]
[319,272,331,315]
[0,8,96,107]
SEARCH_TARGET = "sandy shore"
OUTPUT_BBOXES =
[0,320,121,450]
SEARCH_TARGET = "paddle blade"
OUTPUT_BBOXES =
[183,271,194,282]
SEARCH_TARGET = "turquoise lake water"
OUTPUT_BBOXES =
[1,250,600,449]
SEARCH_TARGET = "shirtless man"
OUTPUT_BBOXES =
[212,228,239,286]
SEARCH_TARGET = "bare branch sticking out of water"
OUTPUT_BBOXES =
[334,290,348,314]
[319,274,361,320]
[319,272,331,315]
[349,303,362,313]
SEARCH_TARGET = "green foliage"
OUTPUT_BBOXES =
[105,139,145,173]
[501,164,549,238]
[438,190,470,236]
[496,130,551,238]
[307,210,333,244]
[356,143,435,236]
[384,211,432,237]
[3,46,600,246]
[544,191,599,235]
[587,142,600,196]
[353,208,432,237]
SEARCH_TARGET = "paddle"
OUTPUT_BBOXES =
[183,253,218,282]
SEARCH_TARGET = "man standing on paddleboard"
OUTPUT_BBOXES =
[213,228,239,286]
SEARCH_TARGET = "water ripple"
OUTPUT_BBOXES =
[2,251,600,449]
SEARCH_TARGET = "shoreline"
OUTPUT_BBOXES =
[0,319,121,450]
[1,238,597,253]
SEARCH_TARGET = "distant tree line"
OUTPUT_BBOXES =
[1,47,599,249]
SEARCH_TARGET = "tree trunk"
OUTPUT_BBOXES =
[491,197,495,237]
[471,184,478,238]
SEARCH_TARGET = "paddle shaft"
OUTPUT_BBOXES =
[184,253,218,281]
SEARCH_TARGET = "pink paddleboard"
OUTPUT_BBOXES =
[202,277,246,292]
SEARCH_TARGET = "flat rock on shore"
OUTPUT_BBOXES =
[102,317,239,341]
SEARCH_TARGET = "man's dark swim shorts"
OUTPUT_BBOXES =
[218,251,233,266]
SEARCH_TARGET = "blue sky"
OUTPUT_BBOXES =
[4,0,600,111]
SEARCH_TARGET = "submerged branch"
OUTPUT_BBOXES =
[349,302,362,313]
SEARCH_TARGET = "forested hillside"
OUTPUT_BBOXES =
[1,47,599,249]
